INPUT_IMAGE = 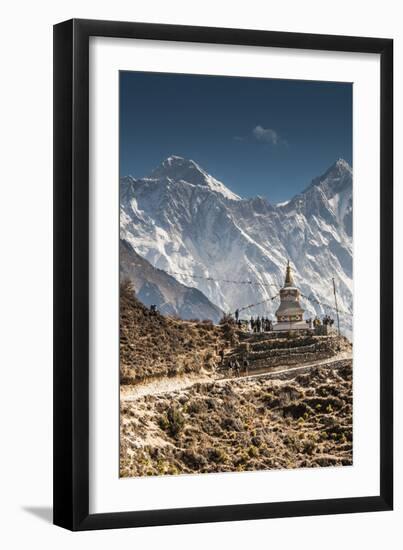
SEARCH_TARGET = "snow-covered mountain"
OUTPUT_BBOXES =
[120,155,353,335]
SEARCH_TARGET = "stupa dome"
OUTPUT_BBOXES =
[274,261,306,331]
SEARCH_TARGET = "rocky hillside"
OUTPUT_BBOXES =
[120,360,353,477]
[120,282,353,477]
[120,281,233,384]
[120,280,350,384]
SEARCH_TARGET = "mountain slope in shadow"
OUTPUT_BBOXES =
[120,239,223,323]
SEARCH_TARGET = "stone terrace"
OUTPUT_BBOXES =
[221,330,351,373]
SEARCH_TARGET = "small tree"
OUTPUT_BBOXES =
[219,313,235,325]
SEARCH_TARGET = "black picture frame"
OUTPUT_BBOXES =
[53,18,393,531]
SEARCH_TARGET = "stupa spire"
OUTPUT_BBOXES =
[284,260,294,287]
[274,259,305,331]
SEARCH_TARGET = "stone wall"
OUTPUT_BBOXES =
[222,331,351,375]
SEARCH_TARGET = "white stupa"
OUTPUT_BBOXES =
[273,261,307,331]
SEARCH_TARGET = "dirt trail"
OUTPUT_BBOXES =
[121,351,352,402]
[121,372,213,401]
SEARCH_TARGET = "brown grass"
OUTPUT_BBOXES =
[120,281,233,384]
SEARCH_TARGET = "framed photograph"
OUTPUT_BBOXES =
[53,19,393,530]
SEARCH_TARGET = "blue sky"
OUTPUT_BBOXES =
[120,71,352,203]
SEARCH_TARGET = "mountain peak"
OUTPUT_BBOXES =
[322,158,352,185]
[162,155,193,168]
[153,155,201,176]
[150,156,241,201]
[301,158,352,197]
[333,158,352,173]
[320,158,352,181]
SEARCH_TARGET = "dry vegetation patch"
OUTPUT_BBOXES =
[120,362,353,477]
[120,281,232,384]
